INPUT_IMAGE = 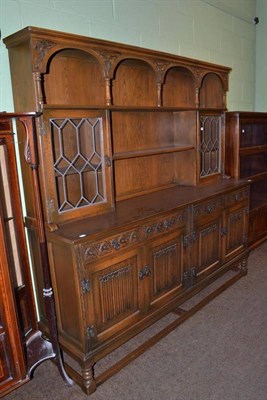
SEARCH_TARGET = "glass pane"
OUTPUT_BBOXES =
[199,115,221,177]
[51,117,106,213]
[0,143,22,286]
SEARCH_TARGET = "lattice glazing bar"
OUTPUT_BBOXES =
[199,115,221,177]
[50,117,106,212]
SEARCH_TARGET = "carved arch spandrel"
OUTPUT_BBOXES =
[32,39,57,71]
[95,49,122,79]
[32,40,109,78]
[219,72,229,92]
[152,60,171,84]
[190,66,203,89]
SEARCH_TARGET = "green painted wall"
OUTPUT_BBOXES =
[255,0,267,111]
[1,0,257,112]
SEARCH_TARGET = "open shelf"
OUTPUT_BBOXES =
[114,150,196,201]
[162,66,195,107]
[112,59,158,107]
[42,104,227,112]
[240,145,267,155]
[44,49,106,106]
[240,153,267,179]
[243,171,267,182]
[240,122,267,148]
[240,170,267,180]
[111,110,196,155]
[250,177,267,210]
[199,73,225,108]
[113,145,195,160]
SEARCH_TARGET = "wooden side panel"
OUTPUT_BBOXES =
[225,114,240,178]
[47,241,85,350]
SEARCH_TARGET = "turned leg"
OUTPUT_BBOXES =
[238,257,248,276]
[82,362,97,395]
[232,256,248,276]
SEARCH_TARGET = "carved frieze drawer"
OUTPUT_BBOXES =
[192,197,223,222]
[80,209,187,264]
[81,228,141,263]
[224,188,250,207]
[142,208,187,239]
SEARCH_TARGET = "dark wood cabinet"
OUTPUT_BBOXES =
[0,117,35,396]
[0,202,27,396]
[225,112,267,249]
[0,117,40,396]
[4,27,250,395]
[0,114,71,397]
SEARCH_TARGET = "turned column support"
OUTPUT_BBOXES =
[238,257,248,276]
[195,87,200,108]
[82,362,97,395]
[157,82,162,107]
[105,78,112,106]
[33,72,45,111]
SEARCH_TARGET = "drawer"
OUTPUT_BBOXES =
[141,208,187,240]
[192,196,223,223]
[81,227,141,264]
[224,187,250,207]
[80,208,188,265]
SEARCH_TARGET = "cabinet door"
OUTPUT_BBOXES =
[191,197,223,283]
[84,248,142,348]
[41,108,114,225]
[221,188,249,262]
[144,229,186,309]
[198,113,223,183]
[222,203,249,262]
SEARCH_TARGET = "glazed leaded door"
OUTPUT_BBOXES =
[41,108,114,225]
[199,114,222,181]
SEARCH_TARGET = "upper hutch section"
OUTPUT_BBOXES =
[4,27,230,226]
[4,26,230,111]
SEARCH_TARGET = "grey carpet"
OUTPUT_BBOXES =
[5,241,267,399]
